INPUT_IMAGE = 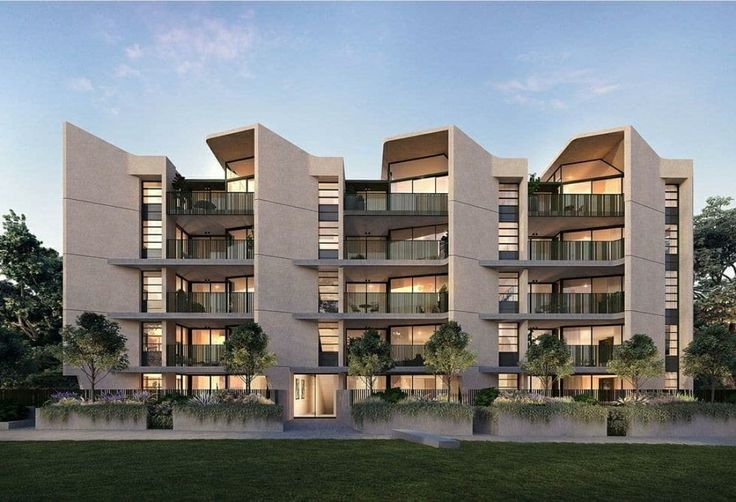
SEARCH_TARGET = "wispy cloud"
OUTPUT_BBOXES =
[125,44,143,60]
[66,77,94,92]
[113,64,141,79]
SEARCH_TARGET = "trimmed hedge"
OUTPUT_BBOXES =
[352,399,473,426]
[174,402,283,423]
[40,403,147,423]
[613,402,736,426]
[483,401,609,424]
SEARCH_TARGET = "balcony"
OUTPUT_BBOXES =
[344,239,448,260]
[529,239,624,261]
[166,344,224,366]
[141,346,162,366]
[167,191,254,215]
[528,194,624,217]
[391,344,426,366]
[344,292,448,314]
[167,292,253,313]
[167,239,254,260]
[568,344,616,367]
[529,292,624,314]
[344,193,448,215]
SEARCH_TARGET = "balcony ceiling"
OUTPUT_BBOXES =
[343,214,448,236]
[542,130,624,180]
[382,129,449,179]
[206,127,255,168]
[528,216,623,236]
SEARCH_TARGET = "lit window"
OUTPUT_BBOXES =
[498,374,518,390]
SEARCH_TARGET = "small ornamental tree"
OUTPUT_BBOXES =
[423,321,476,401]
[607,334,664,396]
[522,333,573,397]
[347,329,393,394]
[223,321,277,394]
[683,325,736,402]
[62,312,128,401]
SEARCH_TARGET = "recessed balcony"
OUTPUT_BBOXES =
[167,191,254,215]
[528,193,624,217]
[344,193,447,215]
[568,344,616,367]
[391,344,426,366]
[167,292,253,313]
[344,292,448,314]
[529,292,624,314]
[344,239,448,260]
[166,344,224,367]
[167,239,254,260]
[529,239,624,261]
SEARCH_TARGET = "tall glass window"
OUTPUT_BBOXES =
[318,270,338,313]
[318,180,339,259]
[142,181,162,258]
[498,273,519,313]
[665,184,680,388]
[499,183,519,260]
[142,322,162,366]
[142,271,163,312]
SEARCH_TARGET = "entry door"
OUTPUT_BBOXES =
[293,374,338,418]
[598,378,615,402]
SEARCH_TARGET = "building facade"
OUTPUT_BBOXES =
[63,122,693,418]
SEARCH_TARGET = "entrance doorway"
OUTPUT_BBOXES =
[293,374,338,418]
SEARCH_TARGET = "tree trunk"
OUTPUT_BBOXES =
[711,380,716,403]
[447,376,452,402]
[90,374,96,402]
[246,375,252,394]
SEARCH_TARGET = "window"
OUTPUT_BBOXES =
[498,273,519,313]
[665,270,679,310]
[498,374,518,390]
[498,222,519,259]
[318,270,338,313]
[142,373,163,390]
[142,181,162,204]
[142,322,162,366]
[390,325,439,346]
[318,322,339,366]
[318,180,339,258]
[664,372,678,390]
[142,271,163,312]
[665,225,679,255]
[318,221,339,258]
[390,173,448,194]
[498,323,518,352]
[142,181,162,258]
[666,325,679,356]
[498,183,519,222]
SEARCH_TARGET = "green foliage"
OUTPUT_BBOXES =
[607,334,663,394]
[347,329,393,393]
[222,322,277,393]
[62,313,128,399]
[373,387,407,404]
[607,408,627,436]
[40,403,146,423]
[573,394,599,405]
[522,334,573,396]
[351,399,473,426]
[473,387,500,406]
[683,324,736,401]
[424,321,476,401]
[0,399,28,421]
[528,173,542,194]
[175,402,284,423]
[613,402,736,428]
[486,401,608,424]
[0,211,62,345]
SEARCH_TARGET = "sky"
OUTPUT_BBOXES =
[1,2,735,252]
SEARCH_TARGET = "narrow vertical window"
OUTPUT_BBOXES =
[142,180,162,258]
[318,180,339,259]
[141,322,162,366]
[664,184,679,389]
[498,183,519,259]
[498,272,519,313]
[318,270,339,313]
[142,270,163,312]
[498,322,519,366]
[318,322,339,366]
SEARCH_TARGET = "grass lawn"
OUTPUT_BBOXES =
[1,440,734,501]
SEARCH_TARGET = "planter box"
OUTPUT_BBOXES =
[355,412,473,436]
[173,410,283,432]
[627,416,736,438]
[35,408,147,431]
[477,411,607,437]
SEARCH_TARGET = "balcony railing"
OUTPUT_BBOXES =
[344,193,448,215]
[529,292,624,314]
[166,239,254,260]
[529,239,624,261]
[142,346,162,366]
[166,344,224,366]
[344,292,448,314]
[391,345,426,366]
[167,292,253,313]
[167,191,254,215]
[344,239,448,260]
[528,193,624,217]
[568,344,616,366]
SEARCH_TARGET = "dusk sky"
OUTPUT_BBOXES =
[1,2,735,251]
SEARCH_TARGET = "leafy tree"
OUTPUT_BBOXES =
[0,211,62,344]
[424,321,476,401]
[62,313,128,400]
[347,329,393,394]
[694,197,736,332]
[522,333,573,397]
[222,321,277,394]
[683,325,736,402]
[607,334,664,396]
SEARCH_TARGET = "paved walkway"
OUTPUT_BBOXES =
[1,427,736,445]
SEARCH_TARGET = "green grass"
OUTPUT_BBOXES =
[0,440,734,501]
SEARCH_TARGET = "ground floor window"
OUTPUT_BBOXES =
[142,373,163,390]
[498,373,518,390]
[293,374,339,418]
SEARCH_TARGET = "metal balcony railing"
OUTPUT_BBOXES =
[344,292,449,314]
[167,292,253,313]
[344,193,448,215]
[167,191,254,215]
[568,344,616,366]
[528,193,624,217]
[166,239,254,260]
[166,344,225,366]
[391,345,426,366]
[344,239,448,260]
[529,292,624,314]
[529,239,624,261]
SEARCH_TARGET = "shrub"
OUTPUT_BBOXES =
[373,388,407,404]
[725,394,736,404]
[572,394,599,405]
[607,409,627,436]
[489,401,609,424]
[352,399,472,426]
[613,402,736,426]
[40,403,147,423]
[0,399,28,422]
[174,401,283,423]
[474,387,500,407]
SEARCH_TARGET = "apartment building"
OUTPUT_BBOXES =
[63,122,693,418]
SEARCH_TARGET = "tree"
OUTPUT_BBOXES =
[347,329,393,394]
[423,321,476,401]
[222,321,277,394]
[683,325,736,402]
[607,334,664,396]
[62,312,128,400]
[0,211,62,344]
[522,333,573,397]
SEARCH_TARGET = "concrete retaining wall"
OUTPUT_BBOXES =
[35,408,147,431]
[627,416,736,438]
[477,411,607,437]
[355,412,473,436]
[172,410,283,432]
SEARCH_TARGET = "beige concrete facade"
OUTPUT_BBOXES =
[63,122,694,415]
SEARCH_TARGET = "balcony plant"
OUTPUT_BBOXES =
[222,321,277,394]
[423,321,476,401]
[347,329,393,394]
[606,334,663,396]
[522,333,573,397]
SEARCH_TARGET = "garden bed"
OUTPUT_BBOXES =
[36,403,147,430]
[475,402,608,437]
[173,399,284,432]
[612,403,736,438]
[352,399,473,435]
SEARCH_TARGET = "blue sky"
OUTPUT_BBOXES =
[1,2,735,251]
